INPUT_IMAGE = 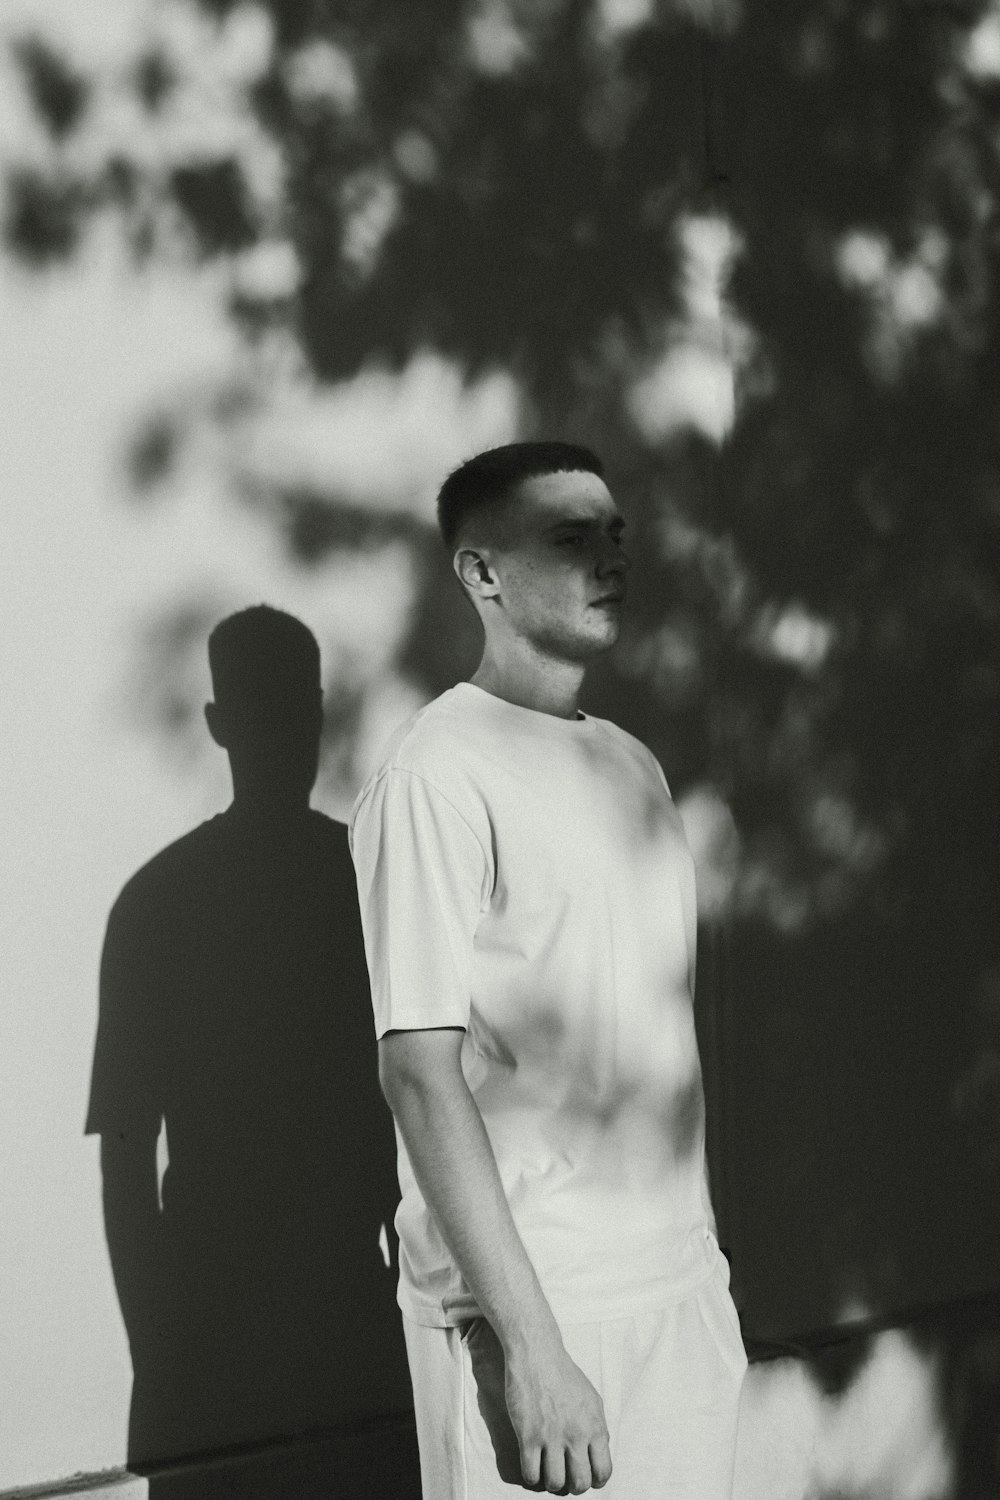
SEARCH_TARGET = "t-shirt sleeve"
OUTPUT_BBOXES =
[349,767,490,1040]
[649,751,672,800]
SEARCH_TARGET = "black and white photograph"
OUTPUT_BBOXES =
[1,2,998,1497]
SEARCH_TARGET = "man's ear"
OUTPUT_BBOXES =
[204,701,227,748]
[454,547,500,602]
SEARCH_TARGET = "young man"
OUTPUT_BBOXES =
[350,444,747,1498]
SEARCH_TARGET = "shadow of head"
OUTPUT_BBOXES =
[203,604,323,805]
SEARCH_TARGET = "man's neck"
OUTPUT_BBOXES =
[227,787,312,822]
[470,650,586,721]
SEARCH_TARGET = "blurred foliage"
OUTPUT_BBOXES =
[12,34,89,138]
[6,0,997,925]
[6,0,1000,1365]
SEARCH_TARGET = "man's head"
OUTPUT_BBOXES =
[437,441,630,666]
[437,441,606,553]
[205,605,323,807]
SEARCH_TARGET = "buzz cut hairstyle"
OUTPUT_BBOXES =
[435,441,604,551]
[207,603,320,710]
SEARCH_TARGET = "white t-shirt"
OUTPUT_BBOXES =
[349,681,717,1327]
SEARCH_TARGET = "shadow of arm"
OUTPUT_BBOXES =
[99,1128,165,1361]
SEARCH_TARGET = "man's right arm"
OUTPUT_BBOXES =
[99,1129,164,1365]
[380,1025,612,1495]
[88,899,166,1367]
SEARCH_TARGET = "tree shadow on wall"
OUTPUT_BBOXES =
[10,1,1000,1492]
[85,630,414,1487]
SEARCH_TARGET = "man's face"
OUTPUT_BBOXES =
[484,469,631,663]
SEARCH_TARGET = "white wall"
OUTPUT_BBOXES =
[0,49,516,1481]
[0,4,966,1493]
[0,224,238,1489]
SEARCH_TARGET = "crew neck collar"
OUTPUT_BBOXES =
[452,680,597,733]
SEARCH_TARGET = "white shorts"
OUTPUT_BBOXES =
[401,1257,747,1499]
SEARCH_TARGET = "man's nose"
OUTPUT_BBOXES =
[596,541,631,577]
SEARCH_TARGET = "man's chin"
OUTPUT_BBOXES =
[585,613,623,655]
[543,624,621,664]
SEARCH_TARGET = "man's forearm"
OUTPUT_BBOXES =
[100,1132,163,1351]
[385,1070,561,1357]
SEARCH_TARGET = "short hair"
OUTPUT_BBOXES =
[436,441,604,551]
[208,604,320,714]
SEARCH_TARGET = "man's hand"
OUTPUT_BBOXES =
[505,1333,613,1494]
[462,1317,612,1494]
[380,1029,612,1491]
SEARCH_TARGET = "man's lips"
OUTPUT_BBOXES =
[591,591,625,606]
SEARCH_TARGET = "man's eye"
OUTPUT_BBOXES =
[558,535,584,546]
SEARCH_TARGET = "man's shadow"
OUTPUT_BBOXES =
[86,606,412,1478]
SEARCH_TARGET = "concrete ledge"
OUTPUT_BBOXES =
[0,1475,147,1500]
[136,1413,420,1500]
[0,1413,419,1500]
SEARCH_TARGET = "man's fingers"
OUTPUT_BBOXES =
[589,1435,613,1490]
[541,1447,566,1494]
[520,1443,542,1490]
[564,1446,596,1495]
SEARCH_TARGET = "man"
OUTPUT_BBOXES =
[87,605,409,1465]
[350,443,747,1498]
